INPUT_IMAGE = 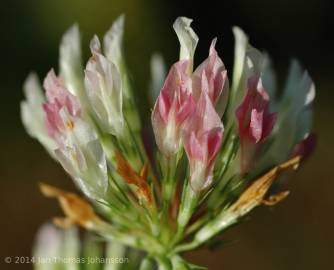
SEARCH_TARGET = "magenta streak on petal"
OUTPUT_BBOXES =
[292,133,317,160]
[156,60,191,121]
[236,76,277,173]
[151,60,194,156]
[250,109,264,143]
[236,76,276,144]
[157,91,171,124]
[44,69,80,116]
[183,91,223,190]
[43,102,62,138]
[187,132,204,161]
[207,128,223,166]
[192,39,227,108]
[43,69,81,144]
[176,93,195,124]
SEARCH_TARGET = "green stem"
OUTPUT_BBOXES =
[175,210,238,253]
[156,257,172,270]
[161,155,177,218]
[174,185,199,245]
[124,117,145,164]
[185,213,211,237]
[139,257,155,270]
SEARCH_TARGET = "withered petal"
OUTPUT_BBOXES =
[39,183,101,229]
[262,191,290,206]
[230,156,300,214]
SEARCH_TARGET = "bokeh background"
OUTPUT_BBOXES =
[1,0,333,269]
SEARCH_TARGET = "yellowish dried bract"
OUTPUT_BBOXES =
[39,183,102,229]
[230,156,301,215]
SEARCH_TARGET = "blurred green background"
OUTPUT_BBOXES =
[0,0,333,269]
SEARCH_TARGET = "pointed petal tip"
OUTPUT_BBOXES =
[211,37,218,46]
[173,17,199,63]
[24,72,39,85]
[90,35,101,53]
[115,14,125,24]
[232,26,248,39]
[67,23,79,34]
[174,16,194,26]
[262,190,290,206]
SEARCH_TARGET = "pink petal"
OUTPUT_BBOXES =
[292,133,317,160]
[43,103,61,138]
[236,76,276,143]
[192,39,228,116]
[187,132,204,161]
[176,93,196,124]
[43,69,80,117]
[262,111,277,140]
[249,108,264,143]
[43,69,81,145]
[157,91,171,123]
[183,91,223,189]
[236,76,277,173]
[207,127,223,165]
[151,60,193,156]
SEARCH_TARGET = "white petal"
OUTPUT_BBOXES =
[57,107,96,146]
[90,35,102,54]
[103,14,125,69]
[85,42,124,136]
[59,24,84,97]
[54,107,108,201]
[173,17,199,71]
[55,143,108,201]
[33,223,63,270]
[283,60,315,113]
[263,60,315,164]
[301,71,316,106]
[261,53,277,100]
[233,29,263,98]
[245,45,263,77]
[73,139,108,200]
[225,27,250,127]
[20,73,57,156]
[231,26,248,94]
[62,226,80,262]
[84,140,108,195]
[55,147,80,177]
[33,224,80,270]
[149,53,166,103]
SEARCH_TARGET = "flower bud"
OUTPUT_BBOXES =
[183,92,223,191]
[33,224,80,270]
[84,36,124,136]
[103,15,124,72]
[43,70,108,200]
[192,39,229,117]
[151,60,195,157]
[236,76,277,174]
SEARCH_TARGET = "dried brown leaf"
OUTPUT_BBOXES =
[116,151,152,205]
[39,183,101,229]
[230,156,301,215]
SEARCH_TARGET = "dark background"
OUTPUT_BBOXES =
[1,0,333,269]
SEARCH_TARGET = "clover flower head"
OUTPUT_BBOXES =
[21,16,316,269]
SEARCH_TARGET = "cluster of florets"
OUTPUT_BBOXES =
[22,16,316,269]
